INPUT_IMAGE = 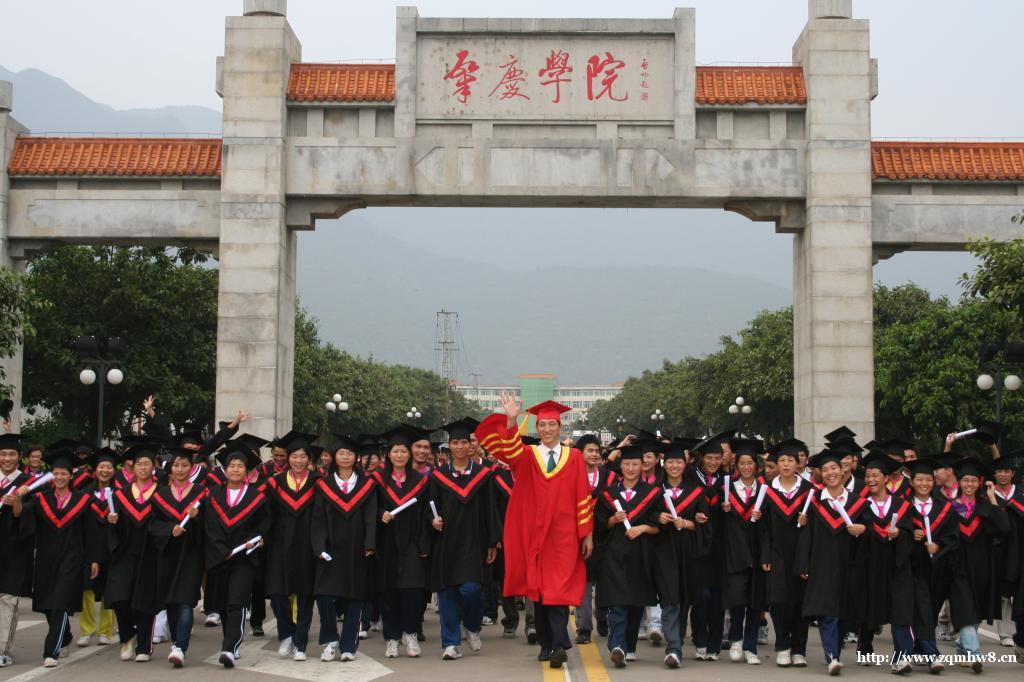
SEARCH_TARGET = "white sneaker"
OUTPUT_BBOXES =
[828,659,844,676]
[277,636,294,658]
[664,652,681,668]
[134,653,150,662]
[745,651,761,665]
[167,646,184,668]
[120,638,136,661]
[77,634,92,647]
[403,632,421,657]
[218,651,235,668]
[358,629,368,640]
[695,647,708,661]
[320,642,338,662]
[729,641,743,662]
[792,653,808,667]
[776,649,791,666]
[1001,637,1014,647]
[97,635,112,645]
[707,651,719,661]
[340,651,356,661]
[442,645,462,660]
[466,630,482,652]
[625,651,638,662]
[204,613,221,627]
[384,639,399,658]
[370,620,382,632]
[891,661,912,675]
[293,650,307,661]
[43,657,59,668]
[481,616,494,626]
[0,654,12,667]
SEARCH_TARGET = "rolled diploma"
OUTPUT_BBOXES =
[178,500,201,529]
[924,514,932,545]
[230,535,262,557]
[796,491,814,527]
[391,497,418,516]
[751,485,768,521]
[106,487,115,514]
[954,428,977,440]
[429,500,440,520]
[1,472,54,508]
[835,502,854,527]
[320,552,333,561]
[613,500,632,530]
[723,474,730,501]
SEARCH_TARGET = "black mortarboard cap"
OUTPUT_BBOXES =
[91,446,119,467]
[355,434,382,456]
[906,458,939,477]
[0,433,21,452]
[635,438,666,454]
[663,442,689,460]
[824,426,857,444]
[175,424,205,447]
[992,457,1016,471]
[883,439,916,458]
[619,444,644,461]
[234,433,270,454]
[830,438,863,457]
[215,440,261,470]
[862,450,898,475]
[933,453,959,469]
[629,426,662,441]
[672,436,701,449]
[730,438,765,457]
[953,456,993,481]
[380,424,426,449]
[122,435,161,462]
[767,438,807,461]
[441,418,480,441]
[44,447,77,471]
[275,429,317,455]
[328,434,361,454]
[47,438,82,455]
[165,446,195,463]
[808,448,843,470]
[971,420,1002,446]
[692,434,724,456]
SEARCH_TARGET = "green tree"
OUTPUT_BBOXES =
[23,246,218,438]
[0,267,44,396]
[961,236,1024,324]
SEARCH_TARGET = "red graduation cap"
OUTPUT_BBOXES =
[526,400,572,423]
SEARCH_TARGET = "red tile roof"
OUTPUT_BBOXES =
[7,137,221,177]
[287,63,395,103]
[871,141,1024,181]
[696,66,806,105]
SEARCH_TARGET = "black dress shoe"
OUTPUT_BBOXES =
[537,649,552,662]
[417,631,425,642]
[527,628,537,645]
[596,622,608,637]
[549,647,568,668]
[251,626,264,637]
[575,631,591,645]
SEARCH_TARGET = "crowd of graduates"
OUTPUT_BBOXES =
[0,394,1022,676]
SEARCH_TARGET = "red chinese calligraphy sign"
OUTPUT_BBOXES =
[537,49,573,103]
[489,54,530,100]
[444,50,480,104]
[586,52,628,102]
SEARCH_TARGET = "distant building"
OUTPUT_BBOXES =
[455,374,623,429]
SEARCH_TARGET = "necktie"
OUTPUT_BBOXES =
[342,480,349,494]
[547,450,557,473]
[625,489,634,503]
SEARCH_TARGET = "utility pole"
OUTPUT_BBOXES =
[469,372,482,412]
[434,310,460,422]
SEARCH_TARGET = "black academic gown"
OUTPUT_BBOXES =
[71,464,94,491]
[263,470,318,596]
[759,477,815,605]
[848,495,914,629]
[721,480,768,610]
[103,484,160,614]
[688,468,726,591]
[80,482,112,598]
[21,489,99,613]
[953,497,1009,624]
[910,495,972,631]
[584,467,618,582]
[653,480,711,607]
[428,461,500,591]
[797,489,869,619]
[373,468,432,591]
[594,480,662,609]
[0,471,35,597]
[993,486,1020,603]
[311,473,377,599]
[202,484,272,612]
[491,464,515,588]
[1001,489,1024,619]
[150,483,206,607]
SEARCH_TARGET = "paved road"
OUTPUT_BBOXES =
[0,603,1020,681]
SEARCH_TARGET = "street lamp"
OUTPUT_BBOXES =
[976,340,1023,449]
[650,409,666,436]
[72,336,128,446]
[615,416,626,434]
[326,394,350,430]
[406,406,423,421]
[729,396,753,435]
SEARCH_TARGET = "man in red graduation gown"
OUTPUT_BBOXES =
[475,395,593,669]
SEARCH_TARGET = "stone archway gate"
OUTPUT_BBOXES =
[1,0,1022,445]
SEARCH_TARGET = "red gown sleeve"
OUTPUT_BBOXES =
[573,449,595,539]
[475,414,529,472]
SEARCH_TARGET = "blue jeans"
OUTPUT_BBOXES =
[817,616,841,663]
[729,605,760,653]
[438,582,482,648]
[607,605,644,654]
[270,595,314,652]
[576,582,595,633]
[316,598,363,654]
[955,624,981,656]
[690,586,723,651]
[661,602,688,656]
[166,603,194,652]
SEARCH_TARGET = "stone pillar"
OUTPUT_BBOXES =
[0,81,28,428]
[791,0,875,446]
[215,1,300,440]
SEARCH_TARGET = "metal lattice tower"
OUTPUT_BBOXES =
[434,310,460,420]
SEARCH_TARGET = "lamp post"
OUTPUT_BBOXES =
[406,406,423,421]
[615,416,626,435]
[650,408,666,437]
[326,394,350,431]
[728,396,753,436]
[72,336,128,446]
[976,340,1023,449]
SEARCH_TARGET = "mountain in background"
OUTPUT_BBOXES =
[1,64,971,384]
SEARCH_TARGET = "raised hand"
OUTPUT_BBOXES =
[142,395,156,418]
[499,391,522,420]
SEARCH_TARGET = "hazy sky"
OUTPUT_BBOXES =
[2,0,1019,374]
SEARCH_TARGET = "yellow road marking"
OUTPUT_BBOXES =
[571,612,612,682]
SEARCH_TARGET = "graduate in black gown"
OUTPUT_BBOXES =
[204,439,272,668]
[372,425,433,659]
[0,431,36,668]
[990,458,1019,648]
[759,439,814,668]
[429,418,499,661]
[653,441,711,668]
[78,447,117,645]
[490,447,521,639]
[721,438,768,665]
[848,451,915,673]
[10,448,100,668]
[575,433,614,644]
[312,434,378,662]
[797,448,869,675]
[993,459,1024,658]
[594,444,662,668]
[104,436,163,662]
[149,447,206,667]
[263,430,319,661]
